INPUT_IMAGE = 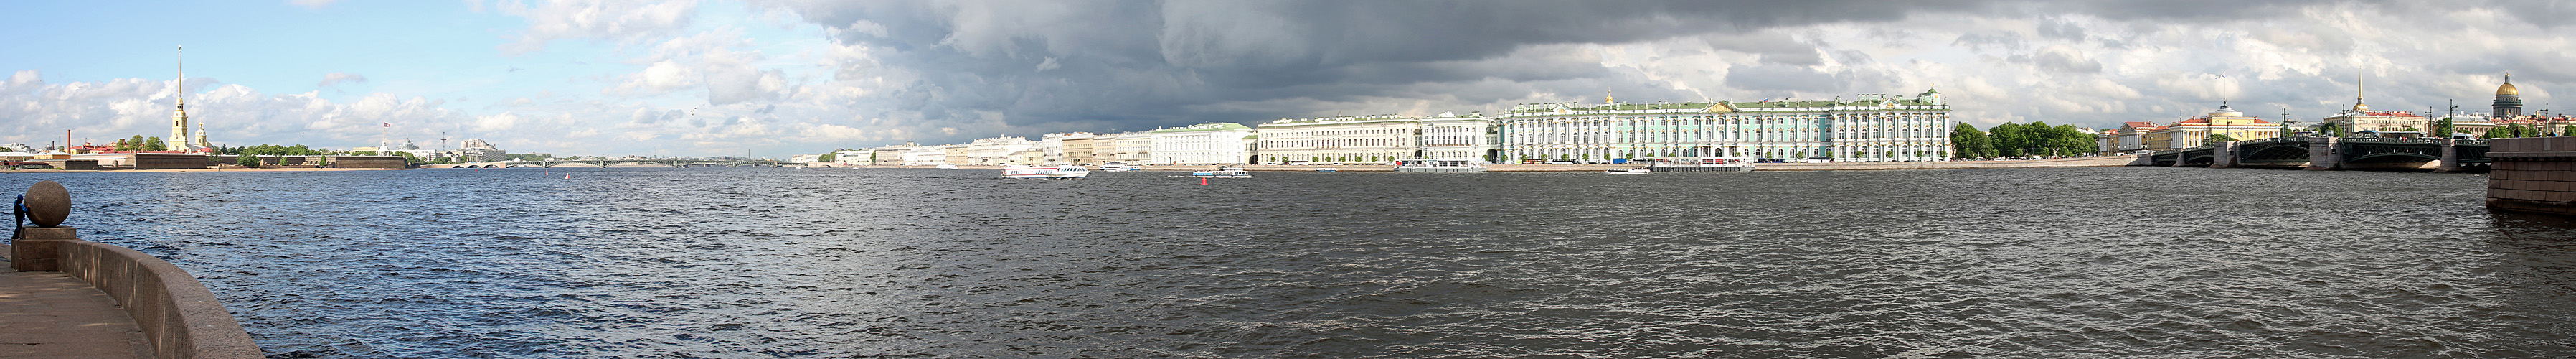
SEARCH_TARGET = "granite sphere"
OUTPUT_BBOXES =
[24,180,67,227]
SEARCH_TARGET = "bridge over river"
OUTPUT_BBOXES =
[426,159,803,168]
[2146,136,2489,172]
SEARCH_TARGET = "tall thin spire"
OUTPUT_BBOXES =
[170,45,192,151]
[2352,72,2369,112]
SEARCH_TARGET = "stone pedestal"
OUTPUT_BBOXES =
[11,226,79,271]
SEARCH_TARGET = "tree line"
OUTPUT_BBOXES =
[1948,121,2100,159]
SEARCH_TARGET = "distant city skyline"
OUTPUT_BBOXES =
[1,1,2566,159]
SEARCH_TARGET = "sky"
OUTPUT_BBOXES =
[2,0,2569,159]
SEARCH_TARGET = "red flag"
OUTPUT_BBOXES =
[382,123,390,127]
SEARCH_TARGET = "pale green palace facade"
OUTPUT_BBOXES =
[1497,89,1953,162]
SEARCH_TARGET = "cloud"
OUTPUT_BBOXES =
[0,71,472,151]
[287,0,337,9]
[496,0,700,55]
[317,72,368,88]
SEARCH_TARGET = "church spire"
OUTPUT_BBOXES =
[2352,72,2369,112]
[169,45,192,151]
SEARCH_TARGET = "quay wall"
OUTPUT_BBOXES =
[23,227,261,359]
[831,157,2133,172]
[333,156,408,169]
[2486,137,2576,216]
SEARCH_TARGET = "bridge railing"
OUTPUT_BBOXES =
[2343,137,2444,145]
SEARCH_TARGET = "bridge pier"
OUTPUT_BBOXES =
[2437,138,2462,173]
[2305,136,2343,171]
[2209,141,2240,169]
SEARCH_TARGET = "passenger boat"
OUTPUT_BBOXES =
[1001,164,1088,179]
[1171,167,1252,178]
[1314,168,1336,172]
[1098,162,1143,171]
[1644,157,1755,172]
[935,163,960,169]
[1392,158,1486,172]
[1604,168,1651,174]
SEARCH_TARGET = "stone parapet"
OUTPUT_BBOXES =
[14,226,261,358]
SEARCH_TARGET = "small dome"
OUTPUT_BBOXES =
[2499,82,2520,96]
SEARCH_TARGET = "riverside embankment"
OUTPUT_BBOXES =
[831,156,2136,172]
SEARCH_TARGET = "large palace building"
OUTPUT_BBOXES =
[1496,89,1952,162]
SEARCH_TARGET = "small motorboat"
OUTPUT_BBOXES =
[935,164,960,169]
[1605,168,1651,174]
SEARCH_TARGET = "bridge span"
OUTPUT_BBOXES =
[2144,136,2488,172]
[426,159,805,168]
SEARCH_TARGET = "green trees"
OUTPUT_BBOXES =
[237,154,260,167]
[1978,121,2098,157]
[2431,118,2456,138]
[2488,124,2543,139]
[145,136,167,151]
[1978,121,2102,157]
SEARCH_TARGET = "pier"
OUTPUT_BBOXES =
[2486,137,2576,216]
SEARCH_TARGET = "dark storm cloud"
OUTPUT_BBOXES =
[747,0,2370,139]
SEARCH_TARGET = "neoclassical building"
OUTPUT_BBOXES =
[2142,103,2279,150]
[1498,89,1951,162]
[1251,111,1498,164]
[1148,123,1255,164]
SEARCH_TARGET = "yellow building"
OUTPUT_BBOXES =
[2143,103,2280,149]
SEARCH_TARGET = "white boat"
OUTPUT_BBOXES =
[1098,162,1144,171]
[1171,167,1252,178]
[1392,158,1486,172]
[935,164,960,169]
[1605,168,1651,174]
[1001,164,1088,179]
[1644,157,1755,172]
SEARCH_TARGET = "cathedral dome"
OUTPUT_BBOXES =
[2498,82,2519,96]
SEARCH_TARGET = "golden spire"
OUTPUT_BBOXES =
[2353,72,2368,111]
[1604,90,1614,104]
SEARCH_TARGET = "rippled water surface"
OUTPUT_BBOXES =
[11,167,2576,358]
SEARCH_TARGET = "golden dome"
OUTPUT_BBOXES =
[2499,82,2520,96]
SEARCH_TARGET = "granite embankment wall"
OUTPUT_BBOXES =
[835,157,2136,172]
[21,227,263,359]
[2486,137,2576,216]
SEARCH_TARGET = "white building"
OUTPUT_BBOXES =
[1252,111,1499,164]
[1150,123,1255,164]
[1499,89,1952,162]
[899,146,952,165]
[1255,114,1419,164]
[961,136,1036,165]
[1420,111,1500,161]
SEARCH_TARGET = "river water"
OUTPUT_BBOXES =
[10,167,2575,358]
